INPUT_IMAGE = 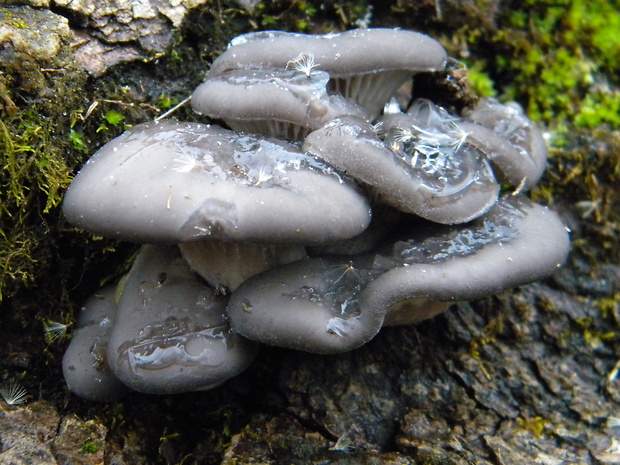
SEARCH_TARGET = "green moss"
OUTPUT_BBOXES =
[0,111,77,300]
[464,61,496,97]
[250,1,371,33]
[157,94,179,110]
[0,8,95,306]
[81,440,101,454]
[596,295,620,320]
[574,91,620,129]
[68,129,88,152]
[576,317,616,349]
[102,110,125,127]
[491,0,620,128]
[10,17,28,29]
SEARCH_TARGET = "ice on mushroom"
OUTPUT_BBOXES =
[461,97,548,190]
[62,286,129,402]
[106,244,258,394]
[360,195,570,324]
[191,68,369,140]
[303,114,499,224]
[63,120,371,244]
[60,28,570,400]
[228,195,570,345]
[207,28,448,118]
[380,97,547,201]
[227,256,385,354]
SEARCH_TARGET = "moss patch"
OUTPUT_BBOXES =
[492,0,620,128]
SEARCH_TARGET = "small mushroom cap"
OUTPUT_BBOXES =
[106,244,258,395]
[62,286,129,402]
[303,114,498,224]
[227,257,385,354]
[209,29,447,78]
[63,120,371,244]
[462,98,548,189]
[191,69,368,140]
[359,196,570,320]
[208,29,447,118]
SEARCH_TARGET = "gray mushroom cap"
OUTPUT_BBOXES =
[228,196,569,344]
[208,28,448,117]
[303,115,499,224]
[360,195,570,320]
[63,120,371,244]
[191,69,368,140]
[462,98,548,189]
[62,286,129,402]
[210,29,448,77]
[106,244,258,395]
[227,257,385,354]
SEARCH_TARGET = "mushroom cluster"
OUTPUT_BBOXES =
[62,28,570,400]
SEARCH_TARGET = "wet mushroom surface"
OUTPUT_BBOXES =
[207,28,448,118]
[63,119,371,244]
[61,28,570,400]
[106,245,258,395]
[191,68,368,140]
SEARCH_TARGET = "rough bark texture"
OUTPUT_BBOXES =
[1,0,619,464]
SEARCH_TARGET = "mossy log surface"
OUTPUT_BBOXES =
[0,1,619,464]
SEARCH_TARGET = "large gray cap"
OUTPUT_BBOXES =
[62,286,129,402]
[106,244,258,394]
[63,120,371,244]
[191,69,368,140]
[359,196,570,321]
[303,115,498,224]
[208,29,448,117]
[461,98,548,190]
[227,257,385,354]
[210,29,447,77]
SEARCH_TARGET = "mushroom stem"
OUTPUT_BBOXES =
[179,240,307,291]
[382,299,453,326]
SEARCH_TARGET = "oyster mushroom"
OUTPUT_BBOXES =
[62,286,129,402]
[227,256,385,354]
[227,196,570,348]
[461,97,548,189]
[106,244,258,394]
[62,119,371,244]
[208,28,448,117]
[361,195,570,322]
[303,114,499,224]
[191,68,368,140]
[60,27,570,401]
